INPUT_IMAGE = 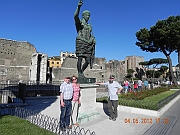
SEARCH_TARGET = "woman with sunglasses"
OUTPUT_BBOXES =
[70,75,81,127]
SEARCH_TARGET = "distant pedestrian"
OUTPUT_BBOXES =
[70,76,81,127]
[59,77,73,131]
[95,75,123,121]
[133,81,138,92]
[124,79,129,94]
[137,79,142,90]
[144,79,149,89]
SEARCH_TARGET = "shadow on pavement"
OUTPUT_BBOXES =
[102,100,109,116]
[23,97,58,114]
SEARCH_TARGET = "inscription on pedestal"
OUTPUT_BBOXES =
[77,78,96,84]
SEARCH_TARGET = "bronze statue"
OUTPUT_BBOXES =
[74,1,96,79]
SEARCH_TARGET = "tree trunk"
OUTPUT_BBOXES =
[167,55,178,86]
[178,50,180,69]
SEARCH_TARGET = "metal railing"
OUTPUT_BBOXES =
[26,84,60,97]
[0,107,96,135]
[0,83,60,104]
[0,84,23,104]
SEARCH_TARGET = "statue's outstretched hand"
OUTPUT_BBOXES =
[78,1,83,7]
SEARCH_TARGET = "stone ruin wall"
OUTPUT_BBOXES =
[0,38,37,83]
[0,38,126,84]
[52,57,124,83]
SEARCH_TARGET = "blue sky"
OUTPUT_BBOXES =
[0,0,179,66]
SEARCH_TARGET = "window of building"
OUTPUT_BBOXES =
[52,62,54,64]
[57,62,59,64]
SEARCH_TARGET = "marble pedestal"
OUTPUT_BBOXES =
[77,84,100,123]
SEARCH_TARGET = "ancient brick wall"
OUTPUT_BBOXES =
[0,38,37,83]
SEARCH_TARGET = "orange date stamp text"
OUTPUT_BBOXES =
[124,117,169,124]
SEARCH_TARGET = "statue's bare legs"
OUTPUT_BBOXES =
[77,57,89,78]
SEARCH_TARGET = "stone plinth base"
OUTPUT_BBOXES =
[77,84,100,123]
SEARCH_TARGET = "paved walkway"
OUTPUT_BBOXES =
[23,96,180,135]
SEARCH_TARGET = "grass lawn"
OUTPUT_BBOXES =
[143,90,177,103]
[0,115,56,135]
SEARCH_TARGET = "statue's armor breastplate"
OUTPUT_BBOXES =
[78,23,92,41]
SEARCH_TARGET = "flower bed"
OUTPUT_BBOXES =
[119,88,170,100]
[96,88,180,110]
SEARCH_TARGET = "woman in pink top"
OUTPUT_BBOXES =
[71,75,81,127]
[124,80,129,94]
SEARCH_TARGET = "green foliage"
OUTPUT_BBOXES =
[136,15,180,86]
[0,115,56,135]
[159,66,168,73]
[154,71,162,78]
[126,69,135,78]
[139,61,151,66]
[149,58,168,66]
[127,69,135,74]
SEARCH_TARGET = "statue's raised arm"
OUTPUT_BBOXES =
[74,1,84,34]
[74,1,83,26]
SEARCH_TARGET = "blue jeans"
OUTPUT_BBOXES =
[124,86,128,94]
[138,86,142,90]
[60,100,72,128]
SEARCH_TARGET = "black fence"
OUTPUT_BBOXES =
[26,84,60,97]
[0,84,23,104]
[0,83,60,105]
[0,107,96,135]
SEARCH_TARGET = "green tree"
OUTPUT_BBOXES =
[139,61,151,78]
[149,58,168,78]
[135,16,180,86]
[126,69,135,78]
[159,65,168,73]
[154,71,162,78]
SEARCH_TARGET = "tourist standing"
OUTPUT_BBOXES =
[133,81,138,92]
[59,77,74,130]
[137,79,142,90]
[144,79,149,89]
[124,79,129,94]
[70,76,81,127]
[95,75,123,121]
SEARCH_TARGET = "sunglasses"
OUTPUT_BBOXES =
[110,78,114,79]
[72,78,77,80]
